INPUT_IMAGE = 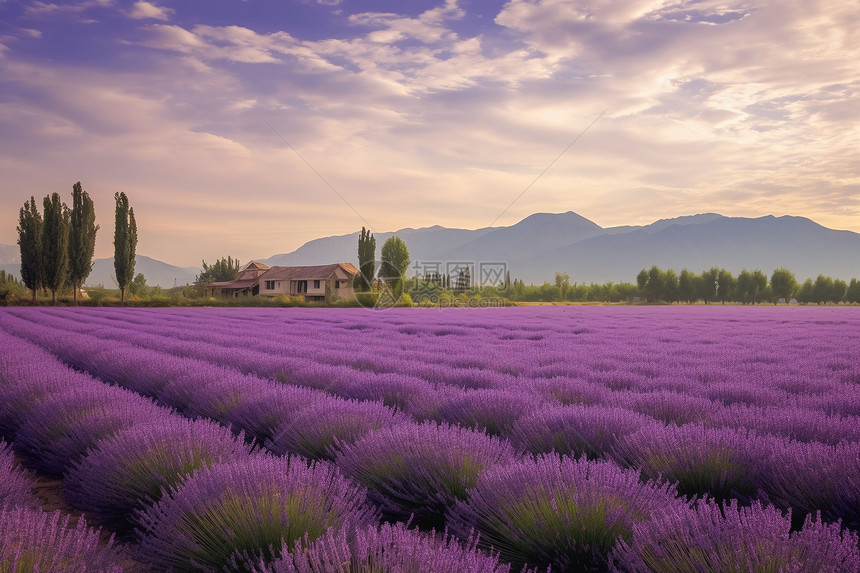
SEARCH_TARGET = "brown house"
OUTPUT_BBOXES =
[205,261,358,302]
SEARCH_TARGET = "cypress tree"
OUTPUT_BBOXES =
[357,227,376,291]
[42,192,70,304]
[114,192,137,303]
[68,182,99,304]
[17,196,43,304]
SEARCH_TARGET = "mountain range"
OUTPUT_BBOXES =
[260,212,860,284]
[2,212,860,287]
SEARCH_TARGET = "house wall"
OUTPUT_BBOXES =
[253,269,358,300]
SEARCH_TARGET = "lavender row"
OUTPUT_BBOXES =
[7,307,860,416]
[4,309,860,449]
[0,335,126,571]
[0,328,515,571]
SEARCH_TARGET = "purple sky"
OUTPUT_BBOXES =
[1,0,858,266]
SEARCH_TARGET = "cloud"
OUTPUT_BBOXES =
[129,1,173,21]
[0,0,858,266]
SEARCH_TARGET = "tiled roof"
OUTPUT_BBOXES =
[205,279,258,289]
[259,263,358,281]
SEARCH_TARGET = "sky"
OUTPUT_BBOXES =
[0,0,858,267]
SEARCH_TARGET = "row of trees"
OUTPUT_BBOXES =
[16,184,137,303]
[637,266,860,304]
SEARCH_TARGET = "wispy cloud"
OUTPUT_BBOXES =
[0,0,857,266]
[129,1,173,21]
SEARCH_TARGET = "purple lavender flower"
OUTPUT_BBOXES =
[611,423,763,503]
[0,440,39,510]
[434,389,546,438]
[336,421,520,529]
[526,376,613,407]
[763,439,860,529]
[135,454,377,571]
[249,521,512,573]
[610,499,860,572]
[267,397,409,460]
[448,453,683,571]
[63,417,253,528]
[0,507,124,572]
[15,386,173,477]
[509,404,659,459]
[223,384,330,444]
[334,373,441,418]
[618,390,721,426]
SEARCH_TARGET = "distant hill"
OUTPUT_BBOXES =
[259,212,860,284]
[0,254,198,289]
[0,244,19,265]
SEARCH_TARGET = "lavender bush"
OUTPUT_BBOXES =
[336,421,519,529]
[611,423,764,502]
[0,507,124,572]
[510,404,659,459]
[251,521,513,573]
[64,417,253,528]
[449,454,683,571]
[267,397,408,460]
[14,385,172,477]
[611,499,860,572]
[136,454,377,571]
[0,440,39,510]
[434,388,546,438]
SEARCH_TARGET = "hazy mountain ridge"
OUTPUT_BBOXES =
[260,212,860,284]
[3,212,859,287]
[1,255,198,289]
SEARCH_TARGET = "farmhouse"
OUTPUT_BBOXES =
[204,261,358,302]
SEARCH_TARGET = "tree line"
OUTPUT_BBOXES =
[409,264,860,305]
[16,183,138,303]
[635,265,860,304]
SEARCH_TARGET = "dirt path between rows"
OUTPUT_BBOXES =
[23,457,152,572]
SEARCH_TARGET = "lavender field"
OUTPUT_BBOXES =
[1,306,860,572]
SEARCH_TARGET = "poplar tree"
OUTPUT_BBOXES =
[68,182,99,304]
[357,227,376,291]
[17,196,43,303]
[42,192,70,304]
[114,192,137,303]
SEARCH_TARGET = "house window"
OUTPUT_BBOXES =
[314,280,321,289]
[265,280,275,290]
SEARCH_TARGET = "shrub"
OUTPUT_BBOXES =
[0,507,123,572]
[435,389,546,438]
[14,386,171,477]
[448,454,682,571]
[611,423,763,503]
[336,422,519,529]
[63,417,253,528]
[223,384,330,444]
[136,454,377,571]
[763,439,860,529]
[252,521,512,573]
[611,499,860,572]
[0,441,39,510]
[267,397,408,460]
[510,404,659,459]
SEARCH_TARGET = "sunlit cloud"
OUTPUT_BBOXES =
[0,0,857,267]
[129,1,173,21]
